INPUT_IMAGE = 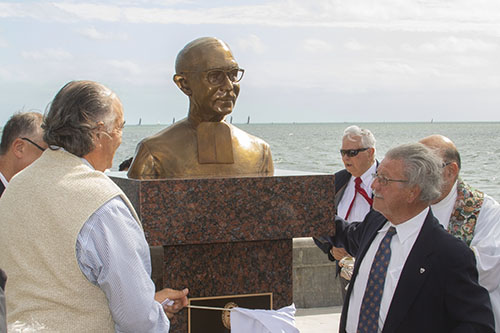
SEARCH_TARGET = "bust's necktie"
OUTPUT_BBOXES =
[345,177,373,219]
[357,226,397,333]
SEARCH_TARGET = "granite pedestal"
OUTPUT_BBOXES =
[110,171,335,332]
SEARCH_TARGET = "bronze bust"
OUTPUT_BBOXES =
[127,37,274,179]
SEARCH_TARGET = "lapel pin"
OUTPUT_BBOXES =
[420,268,425,274]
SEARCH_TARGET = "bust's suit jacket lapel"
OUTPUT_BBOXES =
[381,210,435,332]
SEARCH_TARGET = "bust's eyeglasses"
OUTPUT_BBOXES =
[340,148,369,157]
[181,68,244,86]
[21,137,46,152]
[372,172,409,186]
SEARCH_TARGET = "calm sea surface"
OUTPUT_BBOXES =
[115,122,500,202]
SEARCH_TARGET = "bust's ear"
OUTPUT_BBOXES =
[173,74,192,96]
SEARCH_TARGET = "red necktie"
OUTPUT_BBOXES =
[345,177,373,219]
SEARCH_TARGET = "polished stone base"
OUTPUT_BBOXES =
[110,171,335,332]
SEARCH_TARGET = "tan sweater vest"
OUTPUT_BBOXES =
[0,149,140,332]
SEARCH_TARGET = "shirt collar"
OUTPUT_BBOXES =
[0,171,8,187]
[360,162,377,186]
[379,207,429,244]
[431,180,458,210]
[52,146,95,171]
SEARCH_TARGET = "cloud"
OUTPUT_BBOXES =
[78,26,129,41]
[402,36,499,54]
[236,34,265,55]
[303,39,333,53]
[107,60,143,75]
[1,0,499,35]
[21,48,73,61]
[344,40,366,51]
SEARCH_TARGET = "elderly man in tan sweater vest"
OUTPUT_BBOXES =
[0,81,188,332]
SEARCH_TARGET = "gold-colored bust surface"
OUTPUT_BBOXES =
[127,37,274,179]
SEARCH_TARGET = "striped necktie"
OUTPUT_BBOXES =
[357,226,397,333]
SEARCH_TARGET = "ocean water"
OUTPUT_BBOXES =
[116,122,500,201]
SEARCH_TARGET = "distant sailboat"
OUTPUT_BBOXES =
[138,118,142,126]
[247,116,250,124]
[173,117,175,124]
[431,118,434,123]
[230,116,233,124]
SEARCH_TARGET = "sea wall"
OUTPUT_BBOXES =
[293,237,344,308]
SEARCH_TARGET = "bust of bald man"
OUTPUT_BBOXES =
[127,37,274,179]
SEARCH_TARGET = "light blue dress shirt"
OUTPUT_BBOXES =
[76,196,170,333]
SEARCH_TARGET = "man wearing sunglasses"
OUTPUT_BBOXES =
[0,111,47,197]
[329,125,377,298]
[420,134,500,332]
[127,37,274,179]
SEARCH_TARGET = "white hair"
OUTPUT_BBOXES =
[343,125,376,148]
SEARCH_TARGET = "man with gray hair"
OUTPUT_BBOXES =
[0,81,188,332]
[331,143,494,332]
[0,111,47,197]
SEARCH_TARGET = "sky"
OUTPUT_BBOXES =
[1,0,499,125]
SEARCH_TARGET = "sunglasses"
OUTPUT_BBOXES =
[340,147,369,157]
[21,137,46,152]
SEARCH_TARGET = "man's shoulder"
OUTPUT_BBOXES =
[334,169,351,192]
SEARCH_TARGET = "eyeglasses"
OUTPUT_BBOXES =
[21,137,46,152]
[340,148,369,157]
[181,68,245,86]
[372,172,409,186]
[442,161,452,168]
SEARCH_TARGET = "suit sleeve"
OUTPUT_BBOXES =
[332,210,379,257]
[443,237,495,332]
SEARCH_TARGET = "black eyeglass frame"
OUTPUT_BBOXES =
[340,147,370,157]
[179,67,245,86]
[21,137,46,152]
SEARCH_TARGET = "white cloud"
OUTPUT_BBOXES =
[345,40,366,51]
[1,0,499,35]
[78,26,129,41]
[303,39,333,53]
[21,48,73,61]
[236,34,265,55]
[402,36,499,54]
[107,60,143,75]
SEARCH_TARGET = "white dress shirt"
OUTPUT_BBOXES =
[346,207,429,333]
[337,163,377,223]
[75,157,170,332]
[0,171,8,189]
[431,181,500,332]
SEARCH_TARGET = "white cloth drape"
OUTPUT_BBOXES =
[230,304,299,333]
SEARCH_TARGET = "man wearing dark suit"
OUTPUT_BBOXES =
[0,111,47,197]
[333,143,494,332]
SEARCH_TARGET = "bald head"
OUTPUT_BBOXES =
[419,135,461,170]
[175,37,237,73]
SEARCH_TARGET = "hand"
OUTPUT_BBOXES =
[330,246,349,261]
[155,288,189,319]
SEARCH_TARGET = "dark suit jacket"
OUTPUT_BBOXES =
[0,181,4,198]
[333,209,495,333]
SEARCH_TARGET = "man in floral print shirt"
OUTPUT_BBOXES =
[421,134,500,332]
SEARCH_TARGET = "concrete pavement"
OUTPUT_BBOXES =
[296,306,342,332]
